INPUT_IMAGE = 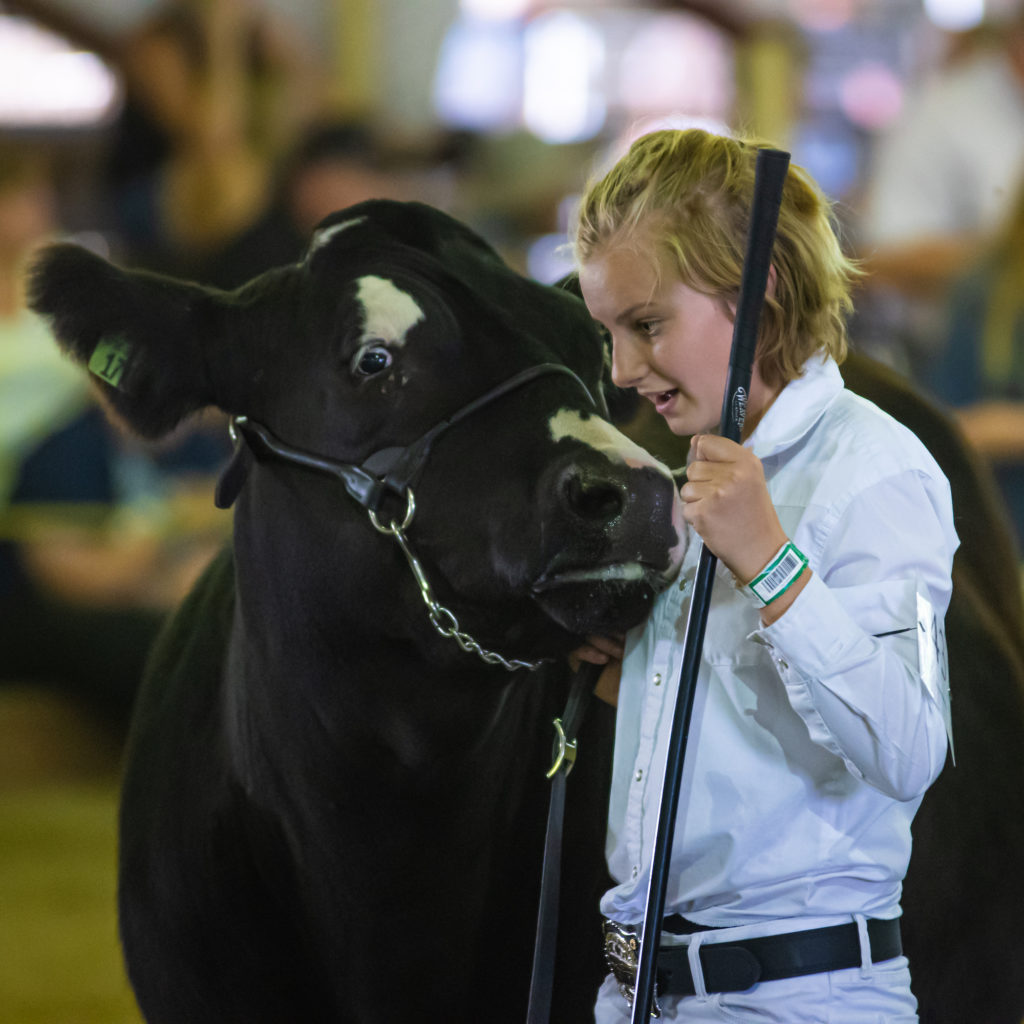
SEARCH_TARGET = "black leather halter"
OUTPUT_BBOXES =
[215,360,602,673]
[216,362,599,516]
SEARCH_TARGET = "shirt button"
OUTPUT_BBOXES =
[635,768,644,782]
[632,865,639,879]
[652,672,662,686]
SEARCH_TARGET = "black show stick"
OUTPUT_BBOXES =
[628,147,790,1023]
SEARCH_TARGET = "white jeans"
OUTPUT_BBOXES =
[594,916,918,1024]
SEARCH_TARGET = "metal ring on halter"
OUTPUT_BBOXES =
[546,717,578,778]
[368,488,416,535]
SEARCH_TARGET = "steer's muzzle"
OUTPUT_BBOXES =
[560,462,628,525]
[531,447,686,636]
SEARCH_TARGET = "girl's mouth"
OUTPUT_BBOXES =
[652,389,678,415]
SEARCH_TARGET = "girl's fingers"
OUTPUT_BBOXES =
[569,633,625,667]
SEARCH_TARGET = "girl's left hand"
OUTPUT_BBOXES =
[568,635,624,707]
[569,633,625,668]
[681,434,788,583]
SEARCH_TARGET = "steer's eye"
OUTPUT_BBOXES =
[351,343,394,378]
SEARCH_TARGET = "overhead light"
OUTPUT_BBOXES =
[460,0,532,20]
[523,11,605,144]
[923,0,986,31]
[0,16,119,129]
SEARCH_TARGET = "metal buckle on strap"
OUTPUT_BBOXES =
[602,919,661,1018]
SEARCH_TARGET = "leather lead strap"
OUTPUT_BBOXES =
[214,430,254,510]
[526,661,601,1024]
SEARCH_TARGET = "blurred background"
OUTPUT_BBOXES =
[1,0,1023,1020]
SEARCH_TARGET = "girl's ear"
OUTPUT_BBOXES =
[28,243,227,439]
[723,265,776,322]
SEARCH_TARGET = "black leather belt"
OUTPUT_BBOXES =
[603,916,902,1005]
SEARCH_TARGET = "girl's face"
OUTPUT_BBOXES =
[579,240,776,437]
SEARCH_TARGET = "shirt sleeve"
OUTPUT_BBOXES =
[753,468,957,802]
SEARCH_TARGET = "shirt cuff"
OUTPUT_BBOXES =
[752,571,870,675]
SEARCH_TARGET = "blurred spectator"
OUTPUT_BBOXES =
[858,8,1024,370]
[195,119,402,289]
[0,144,89,498]
[0,141,230,734]
[100,0,327,269]
[862,10,1024,294]
[926,179,1024,555]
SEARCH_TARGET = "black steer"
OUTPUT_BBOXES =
[29,201,686,1023]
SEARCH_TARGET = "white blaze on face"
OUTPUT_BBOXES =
[356,275,424,345]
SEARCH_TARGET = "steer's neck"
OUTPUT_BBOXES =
[225,594,555,792]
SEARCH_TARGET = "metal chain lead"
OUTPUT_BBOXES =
[369,489,547,673]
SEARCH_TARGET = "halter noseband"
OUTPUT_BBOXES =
[218,362,600,671]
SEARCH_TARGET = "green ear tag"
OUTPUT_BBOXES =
[88,336,133,390]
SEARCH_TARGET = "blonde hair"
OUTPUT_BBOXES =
[573,129,861,388]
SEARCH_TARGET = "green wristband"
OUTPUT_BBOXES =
[746,541,808,607]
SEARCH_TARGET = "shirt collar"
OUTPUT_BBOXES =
[745,354,844,459]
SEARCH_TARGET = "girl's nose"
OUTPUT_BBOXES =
[610,335,648,389]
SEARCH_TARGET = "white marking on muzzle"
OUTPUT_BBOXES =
[548,408,688,574]
[546,564,648,584]
[356,275,424,346]
[548,409,668,474]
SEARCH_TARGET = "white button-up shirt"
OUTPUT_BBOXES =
[602,355,958,929]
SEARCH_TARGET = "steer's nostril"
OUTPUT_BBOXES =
[564,470,625,522]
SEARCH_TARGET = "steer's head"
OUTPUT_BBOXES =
[29,200,685,662]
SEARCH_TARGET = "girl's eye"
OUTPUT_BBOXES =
[351,343,393,377]
[638,320,660,337]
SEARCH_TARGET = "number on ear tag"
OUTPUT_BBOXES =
[88,336,133,390]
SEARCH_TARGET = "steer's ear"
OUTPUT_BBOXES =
[28,243,223,439]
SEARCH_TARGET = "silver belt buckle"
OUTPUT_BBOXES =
[602,919,661,1018]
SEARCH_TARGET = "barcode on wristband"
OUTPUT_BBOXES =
[761,549,803,594]
[749,542,807,605]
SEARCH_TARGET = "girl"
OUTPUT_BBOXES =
[573,129,957,1022]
